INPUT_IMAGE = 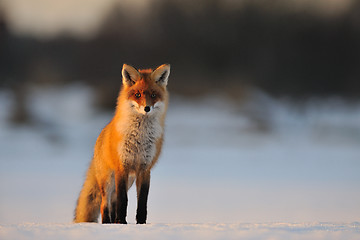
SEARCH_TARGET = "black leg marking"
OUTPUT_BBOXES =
[136,182,149,224]
[100,185,111,224]
[110,200,116,223]
[102,206,111,224]
[115,177,128,224]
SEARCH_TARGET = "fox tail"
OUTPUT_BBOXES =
[74,165,101,223]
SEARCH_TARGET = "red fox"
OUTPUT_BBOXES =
[74,64,170,224]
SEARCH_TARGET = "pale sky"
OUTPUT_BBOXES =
[0,0,354,39]
[0,0,150,39]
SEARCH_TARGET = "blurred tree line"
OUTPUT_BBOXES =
[1,0,360,111]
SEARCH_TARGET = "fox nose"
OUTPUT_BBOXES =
[144,106,151,112]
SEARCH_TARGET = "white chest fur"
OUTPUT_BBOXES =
[117,113,163,170]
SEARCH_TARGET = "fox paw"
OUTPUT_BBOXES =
[115,219,127,224]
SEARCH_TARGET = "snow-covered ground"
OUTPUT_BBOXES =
[1,222,359,240]
[0,84,359,239]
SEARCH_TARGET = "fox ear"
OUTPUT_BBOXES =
[122,64,140,86]
[152,64,170,87]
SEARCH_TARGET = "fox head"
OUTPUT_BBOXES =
[120,64,170,115]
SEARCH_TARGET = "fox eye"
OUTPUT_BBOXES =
[151,93,156,98]
[135,93,141,98]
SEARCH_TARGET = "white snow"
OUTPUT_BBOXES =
[0,85,360,239]
[1,222,359,240]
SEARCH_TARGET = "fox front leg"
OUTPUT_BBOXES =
[115,172,128,224]
[136,171,150,224]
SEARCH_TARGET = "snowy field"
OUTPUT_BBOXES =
[1,222,359,240]
[0,84,360,239]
